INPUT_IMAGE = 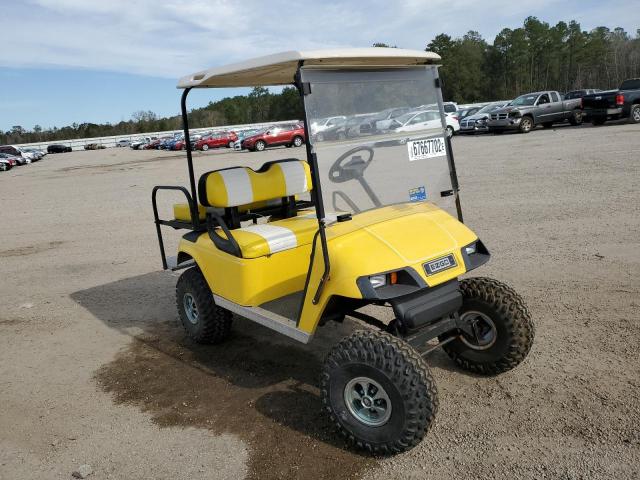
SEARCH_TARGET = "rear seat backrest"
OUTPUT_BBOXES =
[198,159,312,209]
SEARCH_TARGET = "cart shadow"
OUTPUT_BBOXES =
[70,271,376,479]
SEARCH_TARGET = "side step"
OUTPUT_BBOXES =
[213,295,312,344]
[166,256,195,271]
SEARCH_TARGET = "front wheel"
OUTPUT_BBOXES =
[441,277,534,375]
[321,330,438,454]
[255,140,266,151]
[201,144,209,151]
[518,117,533,133]
[176,267,232,344]
[292,136,303,147]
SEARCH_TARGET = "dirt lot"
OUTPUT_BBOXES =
[1,123,639,480]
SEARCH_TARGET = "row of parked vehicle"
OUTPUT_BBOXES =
[128,122,307,153]
[456,80,640,134]
[0,145,47,171]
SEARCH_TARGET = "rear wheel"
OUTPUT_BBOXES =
[441,277,534,375]
[321,330,438,454]
[591,116,606,126]
[292,136,303,147]
[569,110,583,126]
[255,140,266,151]
[629,105,640,124]
[176,267,232,344]
[518,116,533,133]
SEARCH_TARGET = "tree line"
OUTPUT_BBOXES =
[2,17,639,145]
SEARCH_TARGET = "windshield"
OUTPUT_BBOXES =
[301,67,456,220]
[510,94,538,106]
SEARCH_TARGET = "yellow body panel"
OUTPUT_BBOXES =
[178,202,478,335]
[178,232,312,305]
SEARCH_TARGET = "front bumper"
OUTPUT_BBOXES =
[488,118,522,130]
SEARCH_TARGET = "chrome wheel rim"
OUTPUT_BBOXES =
[294,137,302,146]
[522,119,531,131]
[256,141,265,151]
[633,108,640,122]
[344,376,392,426]
[459,310,497,350]
[183,293,199,325]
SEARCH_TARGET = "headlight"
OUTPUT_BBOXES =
[369,275,387,289]
[508,111,521,118]
[476,118,486,124]
[464,244,477,255]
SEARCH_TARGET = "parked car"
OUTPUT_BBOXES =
[22,148,45,160]
[0,158,13,171]
[47,144,72,153]
[564,89,601,100]
[358,107,412,133]
[310,116,346,135]
[487,91,582,133]
[195,131,238,151]
[84,143,106,150]
[456,106,482,121]
[459,102,511,134]
[116,139,131,147]
[388,109,460,137]
[0,145,35,162]
[233,129,261,150]
[242,124,305,151]
[582,78,640,125]
[0,153,22,166]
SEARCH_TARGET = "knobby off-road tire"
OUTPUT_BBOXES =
[321,330,438,454]
[176,267,232,344]
[442,277,534,375]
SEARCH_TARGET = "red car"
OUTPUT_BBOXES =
[241,123,305,152]
[195,131,238,151]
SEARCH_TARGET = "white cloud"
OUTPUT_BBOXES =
[1,0,638,79]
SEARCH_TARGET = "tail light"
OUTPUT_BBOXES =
[453,116,459,122]
[616,94,625,106]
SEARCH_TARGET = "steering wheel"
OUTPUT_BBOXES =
[328,146,374,183]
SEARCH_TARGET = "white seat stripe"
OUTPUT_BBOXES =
[218,168,254,206]
[278,161,308,195]
[240,224,298,254]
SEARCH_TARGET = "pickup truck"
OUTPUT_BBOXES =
[582,78,640,125]
[487,91,582,134]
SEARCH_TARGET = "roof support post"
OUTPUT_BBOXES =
[180,87,199,228]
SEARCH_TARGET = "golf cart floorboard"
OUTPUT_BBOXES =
[213,293,310,344]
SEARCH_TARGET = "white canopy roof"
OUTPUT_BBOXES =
[177,48,441,88]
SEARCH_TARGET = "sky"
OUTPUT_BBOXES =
[1,0,638,131]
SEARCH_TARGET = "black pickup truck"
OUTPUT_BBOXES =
[582,78,640,125]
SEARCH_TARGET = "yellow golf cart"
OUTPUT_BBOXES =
[152,49,534,454]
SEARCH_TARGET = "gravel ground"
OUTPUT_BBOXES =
[1,122,639,479]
